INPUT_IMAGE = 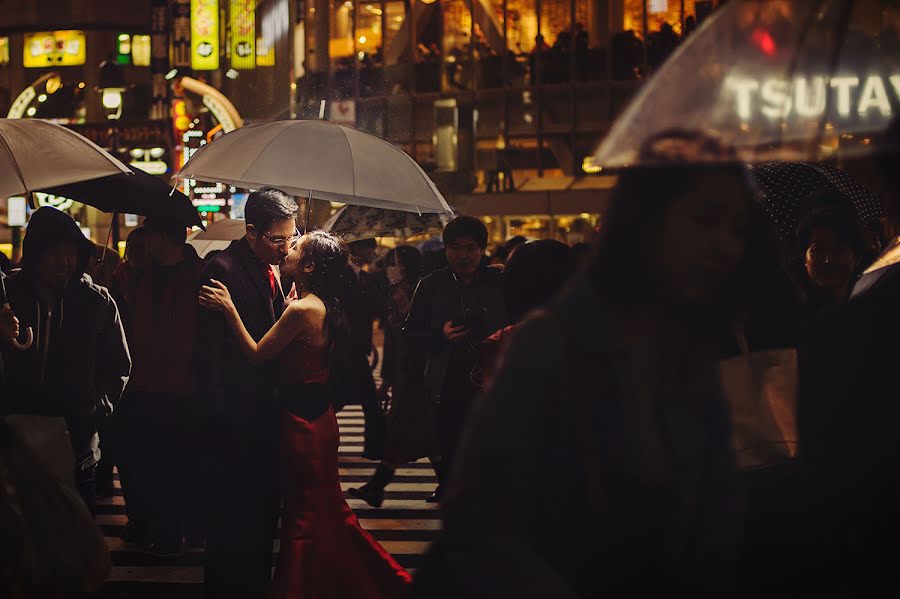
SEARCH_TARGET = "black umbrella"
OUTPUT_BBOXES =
[38,166,202,228]
[752,161,884,241]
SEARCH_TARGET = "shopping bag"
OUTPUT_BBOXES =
[718,335,799,470]
[0,419,110,595]
[3,414,74,486]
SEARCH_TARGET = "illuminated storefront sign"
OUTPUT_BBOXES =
[131,160,168,175]
[35,192,75,211]
[256,37,274,66]
[24,31,86,67]
[231,0,256,70]
[191,0,220,70]
[7,197,27,227]
[132,35,152,66]
[725,73,900,121]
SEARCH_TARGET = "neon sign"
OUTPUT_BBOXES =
[724,74,900,121]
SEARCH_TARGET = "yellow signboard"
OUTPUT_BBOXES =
[230,0,256,69]
[24,31,86,68]
[256,36,274,66]
[191,0,219,70]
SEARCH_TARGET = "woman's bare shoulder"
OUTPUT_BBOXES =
[286,294,327,319]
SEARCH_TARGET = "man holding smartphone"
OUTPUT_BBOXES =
[404,216,507,501]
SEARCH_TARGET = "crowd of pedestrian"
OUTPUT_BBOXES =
[3,124,900,598]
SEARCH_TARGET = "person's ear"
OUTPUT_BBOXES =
[246,224,258,239]
[303,261,315,275]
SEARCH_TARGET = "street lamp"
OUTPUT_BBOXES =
[98,58,127,120]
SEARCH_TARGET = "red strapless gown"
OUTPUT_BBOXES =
[272,338,411,599]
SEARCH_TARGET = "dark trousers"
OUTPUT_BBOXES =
[358,371,385,461]
[117,392,196,544]
[435,385,477,484]
[75,463,97,517]
[204,411,281,598]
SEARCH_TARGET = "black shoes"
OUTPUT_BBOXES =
[425,486,442,503]
[348,484,385,508]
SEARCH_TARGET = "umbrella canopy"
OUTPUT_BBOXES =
[0,119,130,198]
[593,0,900,168]
[752,161,884,240]
[175,120,453,214]
[322,205,452,242]
[39,166,203,228]
[187,218,245,258]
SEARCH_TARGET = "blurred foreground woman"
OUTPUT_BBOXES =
[413,162,752,598]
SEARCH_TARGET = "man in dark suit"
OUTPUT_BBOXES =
[197,187,299,598]
[346,238,384,459]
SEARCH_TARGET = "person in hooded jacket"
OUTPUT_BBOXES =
[0,207,131,516]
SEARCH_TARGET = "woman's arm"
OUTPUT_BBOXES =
[200,279,306,365]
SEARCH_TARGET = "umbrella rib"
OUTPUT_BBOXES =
[0,128,29,196]
[337,124,356,199]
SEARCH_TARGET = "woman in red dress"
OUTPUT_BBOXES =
[200,230,411,599]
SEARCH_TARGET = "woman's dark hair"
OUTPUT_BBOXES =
[384,245,424,283]
[300,230,354,364]
[504,239,575,322]
[245,187,299,233]
[442,216,488,249]
[590,162,756,310]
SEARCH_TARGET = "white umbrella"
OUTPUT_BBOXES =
[175,120,453,215]
[187,218,245,258]
[322,205,452,242]
[592,0,899,168]
[0,119,130,198]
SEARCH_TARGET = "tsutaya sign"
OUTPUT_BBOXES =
[725,73,900,122]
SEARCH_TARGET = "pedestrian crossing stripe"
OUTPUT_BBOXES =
[97,404,439,593]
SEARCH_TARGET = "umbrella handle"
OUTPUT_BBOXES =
[3,302,33,351]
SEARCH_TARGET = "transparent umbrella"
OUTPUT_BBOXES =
[593,0,900,168]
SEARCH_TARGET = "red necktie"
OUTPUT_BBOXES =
[267,265,276,299]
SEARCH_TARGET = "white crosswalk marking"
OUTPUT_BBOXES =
[95,404,439,596]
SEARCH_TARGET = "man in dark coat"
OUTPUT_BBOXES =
[797,117,900,595]
[346,238,383,459]
[404,217,507,500]
[114,217,206,555]
[197,187,298,598]
[0,206,131,515]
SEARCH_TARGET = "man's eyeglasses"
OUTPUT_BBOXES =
[262,229,302,248]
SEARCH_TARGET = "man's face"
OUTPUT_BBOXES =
[247,218,299,266]
[446,236,485,278]
[37,241,79,293]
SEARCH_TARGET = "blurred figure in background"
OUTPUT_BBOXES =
[793,199,864,320]
[413,163,749,598]
[349,246,441,508]
[115,217,204,556]
[404,217,507,502]
[345,238,384,457]
[480,240,575,383]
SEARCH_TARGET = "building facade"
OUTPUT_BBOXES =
[0,0,721,252]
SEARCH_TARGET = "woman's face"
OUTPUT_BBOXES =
[805,225,858,293]
[281,235,309,280]
[652,172,748,304]
[387,264,406,286]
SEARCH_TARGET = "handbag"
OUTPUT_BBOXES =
[718,328,799,470]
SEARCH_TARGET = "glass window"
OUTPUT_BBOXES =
[442,0,474,91]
